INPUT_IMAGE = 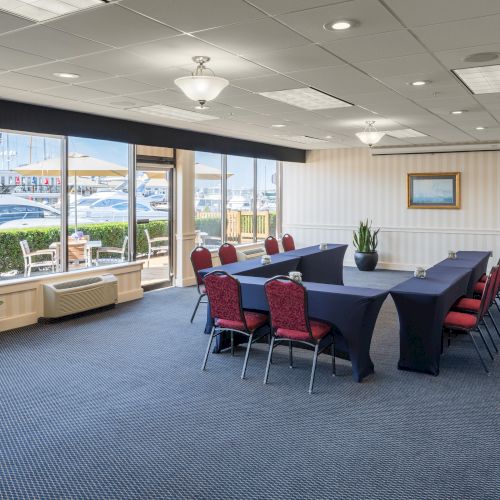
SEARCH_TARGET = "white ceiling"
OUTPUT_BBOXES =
[0,0,499,150]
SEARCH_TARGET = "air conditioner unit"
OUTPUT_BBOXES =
[371,141,500,155]
[240,247,266,260]
[43,275,118,319]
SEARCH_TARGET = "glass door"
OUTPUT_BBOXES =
[135,164,173,289]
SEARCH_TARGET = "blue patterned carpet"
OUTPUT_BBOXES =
[0,267,499,499]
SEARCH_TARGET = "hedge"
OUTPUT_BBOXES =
[0,220,168,274]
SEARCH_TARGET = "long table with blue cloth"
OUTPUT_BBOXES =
[198,244,389,383]
[390,250,491,376]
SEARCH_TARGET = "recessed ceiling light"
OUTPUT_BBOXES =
[0,0,111,22]
[383,129,427,138]
[410,80,429,86]
[130,105,219,122]
[259,87,352,111]
[53,72,80,79]
[323,19,358,31]
[451,110,465,115]
[475,126,485,130]
[325,135,332,139]
[271,124,286,128]
[453,64,500,94]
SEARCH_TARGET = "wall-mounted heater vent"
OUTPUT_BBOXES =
[43,275,118,319]
[240,247,266,260]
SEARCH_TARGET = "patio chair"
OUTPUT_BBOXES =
[96,236,128,265]
[145,229,169,268]
[202,270,269,379]
[264,276,334,394]
[20,240,56,277]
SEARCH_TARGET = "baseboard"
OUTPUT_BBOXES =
[117,289,144,303]
[344,259,417,271]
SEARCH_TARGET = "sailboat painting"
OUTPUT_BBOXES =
[407,172,460,209]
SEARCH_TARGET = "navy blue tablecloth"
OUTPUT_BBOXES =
[391,251,490,375]
[205,276,387,382]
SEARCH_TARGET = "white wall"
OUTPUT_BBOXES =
[283,148,499,270]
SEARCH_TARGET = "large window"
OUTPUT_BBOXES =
[195,151,279,248]
[67,137,129,270]
[194,152,222,249]
[0,130,63,279]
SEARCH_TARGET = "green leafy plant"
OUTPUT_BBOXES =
[353,219,380,253]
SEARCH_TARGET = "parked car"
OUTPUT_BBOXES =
[0,195,60,225]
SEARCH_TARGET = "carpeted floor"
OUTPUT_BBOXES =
[0,267,499,499]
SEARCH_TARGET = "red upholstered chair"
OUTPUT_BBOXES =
[444,273,497,372]
[218,242,238,265]
[263,276,334,394]
[201,271,268,379]
[282,233,295,252]
[264,236,279,255]
[453,266,500,351]
[190,246,213,323]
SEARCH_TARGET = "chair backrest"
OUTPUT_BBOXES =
[478,270,496,319]
[264,236,279,255]
[20,240,30,258]
[264,276,312,340]
[218,242,238,265]
[282,233,295,252]
[204,271,246,328]
[144,229,151,244]
[190,246,213,286]
[488,265,500,306]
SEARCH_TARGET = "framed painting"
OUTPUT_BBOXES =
[407,172,461,209]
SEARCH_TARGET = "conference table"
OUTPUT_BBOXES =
[199,244,389,382]
[391,251,491,375]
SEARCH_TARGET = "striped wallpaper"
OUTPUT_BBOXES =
[282,148,499,271]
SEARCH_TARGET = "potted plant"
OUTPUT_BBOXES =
[353,220,380,271]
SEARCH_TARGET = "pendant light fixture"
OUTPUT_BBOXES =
[355,121,386,146]
[174,56,229,108]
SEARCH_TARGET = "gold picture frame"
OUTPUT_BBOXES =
[407,172,461,209]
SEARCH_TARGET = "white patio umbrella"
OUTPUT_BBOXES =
[16,152,128,228]
[144,163,232,180]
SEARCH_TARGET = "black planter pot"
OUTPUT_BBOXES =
[354,251,378,271]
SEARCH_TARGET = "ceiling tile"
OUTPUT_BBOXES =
[357,53,443,78]
[196,18,308,57]
[0,26,110,59]
[287,65,388,96]
[65,49,156,76]
[384,0,500,27]
[434,44,500,70]
[121,0,265,32]
[0,45,52,70]
[80,77,160,94]
[0,71,59,91]
[321,30,425,63]
[18,62,112,84]
[232,74,301,93]
[247,0,347,16]
[0,10,34,34]
[37,85,114,101]
[128,34,233,68]
[277,1,403,43]
[126,67,191,88]
[253,44,343,73]
[413,15,500,51]
[86,95,162,109]
[47,5,180,48]
[120,89,188,105]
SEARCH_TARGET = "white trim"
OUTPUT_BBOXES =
[284,223,500,237]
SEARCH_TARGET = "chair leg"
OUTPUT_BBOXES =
[263,338,275,385]
[230,331,234,356]
[487,311,500,339]
[482,320,498,353]
[477,325,494,360]
[288,340,293,368]
[469,331,489,373]
[201,327,216,371]
[190,294,204,323]
[331,340,336,376]
[308,343,320,395]
[241,333,253,380]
